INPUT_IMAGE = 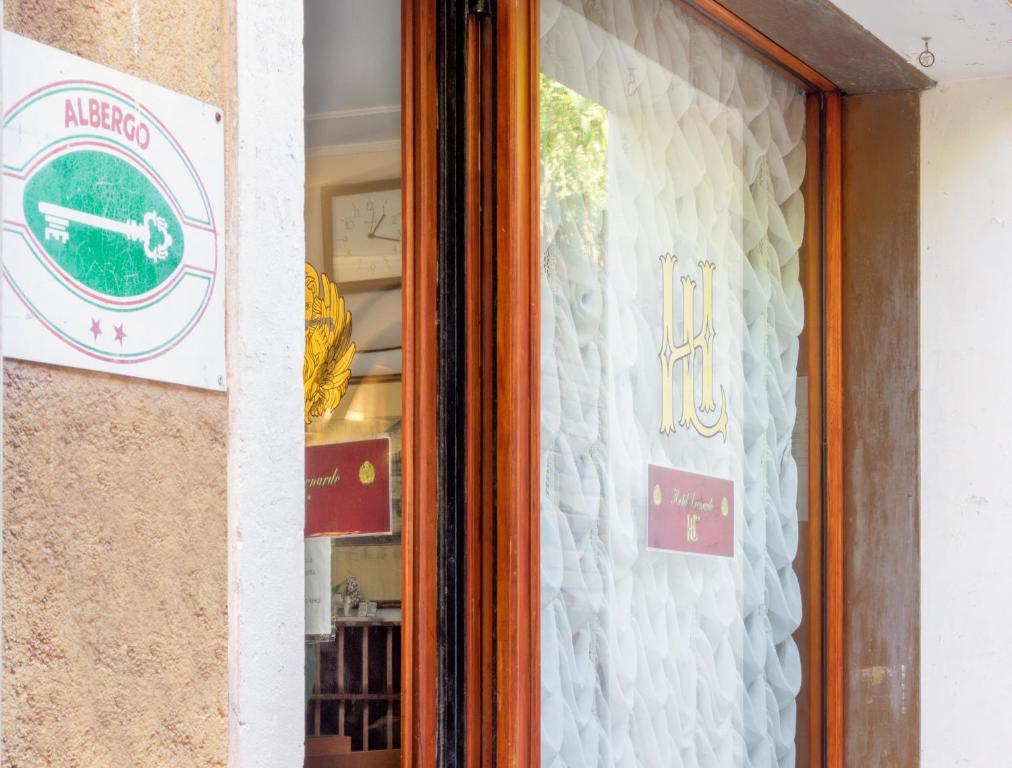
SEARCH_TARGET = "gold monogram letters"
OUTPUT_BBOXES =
[686,513,701,543]
[659,254,728,440]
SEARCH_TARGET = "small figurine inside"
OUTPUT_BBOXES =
[333,575,361,617]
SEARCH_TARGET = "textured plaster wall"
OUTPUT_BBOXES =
[3,1,230,766]
[921,77,1012,768]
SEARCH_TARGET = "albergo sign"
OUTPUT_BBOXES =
[62,93,153,150]
[2,34,225,390]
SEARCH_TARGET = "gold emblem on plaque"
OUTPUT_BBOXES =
[358,460,376,486]
[304,262,356,425]
[721,497,729,517]
[652,484,662,506]
[659,254,728,440]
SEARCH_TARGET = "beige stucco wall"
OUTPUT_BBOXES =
[3,2,230,765]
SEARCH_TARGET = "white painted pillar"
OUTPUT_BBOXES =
[0,3,5,753]
[921,78,1012,768]
[228,1,305,766]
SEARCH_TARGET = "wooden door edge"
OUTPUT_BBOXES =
[823,88,845,768]
[402,0,440,765]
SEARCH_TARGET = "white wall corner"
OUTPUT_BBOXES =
[0,3,5,754]
[227,1,305,766]
[920,77,1012,768]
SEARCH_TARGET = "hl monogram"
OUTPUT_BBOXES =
[686,513,701,543]
[658,253,728,441]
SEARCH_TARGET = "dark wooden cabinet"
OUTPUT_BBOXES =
[307,619,402,755]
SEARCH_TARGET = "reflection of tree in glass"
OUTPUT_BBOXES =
[540,75,607,210]
[540,75,608,271]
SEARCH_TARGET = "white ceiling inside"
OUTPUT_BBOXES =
[830,0,1012,82]
[304,0,401,151]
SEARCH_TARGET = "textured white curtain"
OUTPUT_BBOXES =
[540,1,807,766]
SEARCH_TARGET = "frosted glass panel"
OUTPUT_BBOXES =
[539,0,808,766]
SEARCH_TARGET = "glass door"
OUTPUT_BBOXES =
[535,1,826,765]
[296,2,840,765]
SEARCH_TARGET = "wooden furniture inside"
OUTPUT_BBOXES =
[306,749,401,768]
[307,735,352,755]
[306,734,353,766]
[307,618,402,754]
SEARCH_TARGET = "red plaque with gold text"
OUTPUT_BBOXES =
[647,464,734,558]
[305,437,391,537]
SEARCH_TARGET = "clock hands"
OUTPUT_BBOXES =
[367,211,401,243]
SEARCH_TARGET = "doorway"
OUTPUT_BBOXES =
[298,1,842,766]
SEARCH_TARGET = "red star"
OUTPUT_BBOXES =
[89,318,102,340]
[113,324,127,345]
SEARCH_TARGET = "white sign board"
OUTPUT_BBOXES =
[2,33,225,390]
[304,537,332,637]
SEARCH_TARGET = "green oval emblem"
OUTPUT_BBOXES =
[23,150,184,297]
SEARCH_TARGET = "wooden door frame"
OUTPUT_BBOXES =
[401,0,439,765]
[475,1,846,767]
[403,3,480,766]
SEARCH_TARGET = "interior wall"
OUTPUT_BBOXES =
[2,3,229,765]
[841,90,921,767]
[304,147,401,274]
[305,146,402,605]
[920,77,1012,768]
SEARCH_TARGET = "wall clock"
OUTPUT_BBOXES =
[322,181,402,286]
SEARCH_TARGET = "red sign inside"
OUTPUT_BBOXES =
[647,465,734,558]
[305,437,391,538]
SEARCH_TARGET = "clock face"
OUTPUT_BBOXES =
[330,188,402,284]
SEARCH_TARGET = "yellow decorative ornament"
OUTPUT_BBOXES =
[304,263,356,424]
[358,460,376,486]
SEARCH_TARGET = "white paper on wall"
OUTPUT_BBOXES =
[305,537,332,637]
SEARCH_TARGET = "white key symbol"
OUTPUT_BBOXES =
[38,201,174,263]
